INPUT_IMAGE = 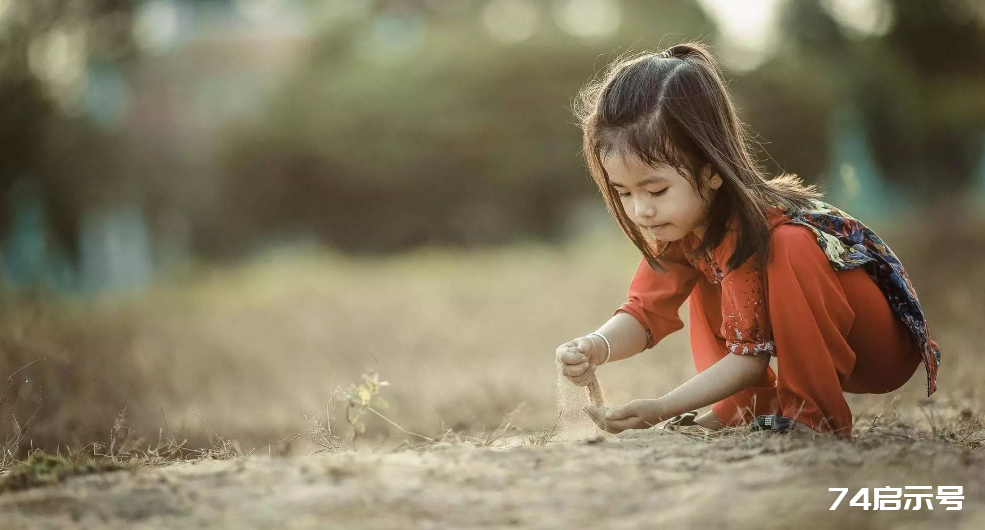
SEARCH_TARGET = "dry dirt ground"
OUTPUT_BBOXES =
[1,425,984,529]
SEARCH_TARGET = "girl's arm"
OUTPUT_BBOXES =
[655,352,770,421]
[587,312,650,364]
[603,254,701,363]
[586,352,771,433]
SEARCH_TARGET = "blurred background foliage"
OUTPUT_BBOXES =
[1,0,984,291]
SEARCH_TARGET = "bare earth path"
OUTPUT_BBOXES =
[2,429,982,530]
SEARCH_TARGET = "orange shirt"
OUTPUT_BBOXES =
[615,207,793,357]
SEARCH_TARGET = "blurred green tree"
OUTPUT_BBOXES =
[212,0,715,254]
[759,0,985,195]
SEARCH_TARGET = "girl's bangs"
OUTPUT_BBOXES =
[597,116,695,180]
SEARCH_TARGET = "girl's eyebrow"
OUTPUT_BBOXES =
[611,175,668,188]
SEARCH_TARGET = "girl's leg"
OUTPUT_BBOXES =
[839,267,923,394]
[766,225,860,438]
[688,279,781,427]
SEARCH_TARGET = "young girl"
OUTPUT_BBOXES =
[555,42,941,440]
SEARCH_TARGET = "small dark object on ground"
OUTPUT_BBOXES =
[749,415,796,433]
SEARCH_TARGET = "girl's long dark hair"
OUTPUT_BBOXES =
[573,42,822,272]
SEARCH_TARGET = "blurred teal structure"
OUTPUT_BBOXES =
[1,180,76,291]
[2,180,153,293]
[823,108,912,224]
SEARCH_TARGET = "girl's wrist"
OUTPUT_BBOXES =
[630,398,670,429]
[649,397,671,426]
[586,331,612,365]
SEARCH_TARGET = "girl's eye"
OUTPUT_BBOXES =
[616,189,667,198]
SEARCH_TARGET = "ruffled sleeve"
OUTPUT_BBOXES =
[720,259,775,356]
[713,227,775,356]
[614,243,701,350]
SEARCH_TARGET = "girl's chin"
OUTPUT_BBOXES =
[647,227,684,242]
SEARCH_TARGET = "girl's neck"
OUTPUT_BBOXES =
[692,221,709,240]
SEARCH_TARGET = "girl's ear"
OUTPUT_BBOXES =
[702,163,722,189]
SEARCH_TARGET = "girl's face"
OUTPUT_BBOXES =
[603,152,719,242]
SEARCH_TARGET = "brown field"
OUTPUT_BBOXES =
[1,207,984,528]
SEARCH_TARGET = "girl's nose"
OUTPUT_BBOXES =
[635,199,655,219]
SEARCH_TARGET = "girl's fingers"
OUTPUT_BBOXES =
[557,349,588,366]
[561,361,593,377]
[561,363,595,378]
[585,405,640,433]
[603,404,634,421]
[584,405,608,430]
[604,416,641,434]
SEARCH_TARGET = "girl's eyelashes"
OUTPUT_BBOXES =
[616,189,668,198]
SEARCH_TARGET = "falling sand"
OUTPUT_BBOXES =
[554,357,607,441]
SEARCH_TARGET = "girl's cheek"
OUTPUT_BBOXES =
[618,197,635,217]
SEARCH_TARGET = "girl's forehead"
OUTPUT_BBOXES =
[603,150,677,176]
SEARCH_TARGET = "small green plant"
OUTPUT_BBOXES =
[326,369,435,449]
[280,369,435,454]
[339,370,390,439]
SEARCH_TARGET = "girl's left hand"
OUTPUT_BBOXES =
[584,399,666,434]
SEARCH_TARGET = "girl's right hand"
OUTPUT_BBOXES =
[554,336,606,386]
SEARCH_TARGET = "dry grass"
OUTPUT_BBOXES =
[0,406,244,492]
[659,400,985,451]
